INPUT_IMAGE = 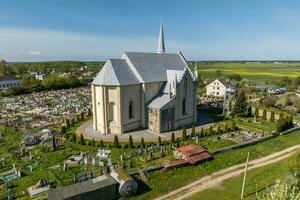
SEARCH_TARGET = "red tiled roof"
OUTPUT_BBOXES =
[176,144,212,164]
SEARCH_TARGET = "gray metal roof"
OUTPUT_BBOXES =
[148,93,174,109]
[92,59,140,86]
[47,174,118,200]
[123,52,187,83]
[0,75,19,82]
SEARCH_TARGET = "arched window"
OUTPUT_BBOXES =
[182,99,186,115]
[128,101,134,119]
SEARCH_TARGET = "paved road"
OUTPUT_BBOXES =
[154,144,300,200]
[77,110,215,142]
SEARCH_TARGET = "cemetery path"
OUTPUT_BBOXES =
[154,143,300,200]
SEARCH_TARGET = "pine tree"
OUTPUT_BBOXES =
[61,125,66,134]
[71,118,75,126]
[233,90,249,116]
[87,108,92,116]
[182,127,187,141]
[231,121,236,131]
[171,132,175,144]
[141,137,145,148]
[200,127,204,138]
[114,135,119,148]
[270,111,275,122]
[262,109,267,120]
[224,124,228,133]
[191,124,196,137]
[209,126,213,136]
[72,134,76,143]
[217,126,221,135]
[81,112,84,120]
[100,139,104,148]
[158,136,162,147]
[129,135,133,149]
[92,138,95,146]
[65,118,70,128]
[80,134,85,145]
[255,107,259,117]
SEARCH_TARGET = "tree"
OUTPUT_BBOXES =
[71,118,75,126]
[209,126,213,136]
[231,121,236,131]
[200,127,204,138]
[87,108,92,116]
[262,109,267,120]
[114,135,119,148]
[171,132,175,144]
[141,137,145,148]
[72,134,77,143]
[52,136,56,150]
[100,140,104,148]
[80,134,85,145]
[270,111,275,122]
[255,107,259,117]
[191,124,196,137]
[65,118,70,128]
[217,126,221,135]
[158,136,162,147]
[233,90,249,116]
[224,124,228,133]
[92,138,95,146]
[61,125,66,134]
[182,127,187,141]
[227,74,242,81]
[81,112,84,120]
[129,135,133,149]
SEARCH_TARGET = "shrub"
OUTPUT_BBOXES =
[171,132,175,144]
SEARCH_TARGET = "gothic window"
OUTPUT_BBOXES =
[129,101,134,119]
[182,99,186,115]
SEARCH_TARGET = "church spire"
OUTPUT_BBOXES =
[156,22,165,53]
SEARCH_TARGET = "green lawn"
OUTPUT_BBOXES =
[188,153,299,200]
[197,63,300,83]
[127,130,300,200]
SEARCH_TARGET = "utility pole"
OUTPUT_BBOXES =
[241,152,250,199]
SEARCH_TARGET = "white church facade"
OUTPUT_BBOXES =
[91,24,198,134]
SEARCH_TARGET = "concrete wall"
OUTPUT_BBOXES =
[251,107,282,121]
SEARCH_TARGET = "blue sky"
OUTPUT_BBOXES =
[1,0,300,61]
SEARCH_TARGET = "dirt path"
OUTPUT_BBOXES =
[154,144,300,200]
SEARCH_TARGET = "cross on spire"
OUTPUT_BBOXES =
[156,22,165,53]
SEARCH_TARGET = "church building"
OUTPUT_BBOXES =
[91,24,198,134]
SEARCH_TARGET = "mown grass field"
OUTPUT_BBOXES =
[189,153,298,200]
[197,63,300,83]
[128,130,300,200]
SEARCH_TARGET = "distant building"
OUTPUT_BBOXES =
[206,79,235,98]
[91,24,198,134]
[30,72,48,80]
[0,75,21,90]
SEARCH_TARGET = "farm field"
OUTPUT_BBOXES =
[188,153,298,200]
[197,63,300,83]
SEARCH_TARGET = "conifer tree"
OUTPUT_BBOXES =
[65,118,70,128]
[80,134,85,145]
[61,125,66,134]
[141,137,145,148]
[233,90,249,116]
[100,139,104,148]
[200,127,204,138]
[262,109,267,120]
[158,136,162,147]
[182,127,187,141]
[171,132,175,144]
[270,111,275,122]
[209,126,213,135]
[114,135,119,148]
[191,124,196,137]
[129,135,133,148]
